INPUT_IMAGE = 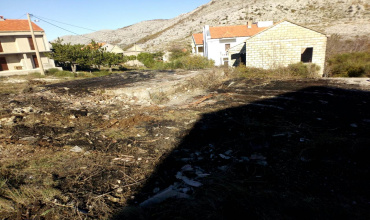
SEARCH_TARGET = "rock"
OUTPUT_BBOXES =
[0,116,16,126]
[108,196,120,203]
[70,146,83,153]
[19,136,37,143]
[84,151,91,156]
[176,172,202,187]
[219,154,231,159]
[140,185,190,208]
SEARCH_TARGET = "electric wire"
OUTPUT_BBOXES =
[32,15,97,32]
[16,14,26,19]
[30,14,95,41]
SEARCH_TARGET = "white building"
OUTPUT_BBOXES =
[192,21,273,66]
[101,43,124,55]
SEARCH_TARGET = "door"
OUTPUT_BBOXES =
[32,55,39,68]
[0,57,8,71]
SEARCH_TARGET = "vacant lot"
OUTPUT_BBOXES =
[1,70,370,219]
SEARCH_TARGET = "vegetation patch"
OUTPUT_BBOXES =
[328,52,370,77]
[232,62,320,79]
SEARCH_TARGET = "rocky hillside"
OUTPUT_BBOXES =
[58,0,369,51]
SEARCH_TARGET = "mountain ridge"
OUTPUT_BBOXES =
[58,0,369,51]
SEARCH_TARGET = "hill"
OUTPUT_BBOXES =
[58,0,370,51]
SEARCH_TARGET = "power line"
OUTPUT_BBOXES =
[32,14,98,32]
[30,14,95,41]
[16,14,26,19]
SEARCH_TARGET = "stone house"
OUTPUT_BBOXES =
[228,20,328,75]
[0,16,56,75]
[191,21,272,66]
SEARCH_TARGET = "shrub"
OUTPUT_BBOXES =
[287,62,320,78]
[176,55,215,70]
[152,55,214,70]
[328,52,370,77]
[233,62,320,79]
[137,52,163,68]
[169,48,190,61]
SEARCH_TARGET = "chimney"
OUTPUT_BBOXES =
[0,16,5,21]
[247,21,252,29]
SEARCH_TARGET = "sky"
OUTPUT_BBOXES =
[1,0,210,41]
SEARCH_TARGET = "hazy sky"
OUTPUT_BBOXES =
[1,0,210,41]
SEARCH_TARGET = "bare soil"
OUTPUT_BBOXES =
[1,70,370,219]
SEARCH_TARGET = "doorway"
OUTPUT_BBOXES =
[32,55,39,68]
[0,57,8,71]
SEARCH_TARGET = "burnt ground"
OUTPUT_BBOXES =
[0,71,370,219]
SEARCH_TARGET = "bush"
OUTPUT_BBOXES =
[233,62,320,79]
[328,52,370,77]
[152,55,214,70]
[287,62,320,78]
[177,55,215,70]
[169,48,190,61]
[137,52,163,68]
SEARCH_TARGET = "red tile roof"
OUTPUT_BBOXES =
[193,24,268,43]
[210,24,267,39]
[0,19,43,32]
[193,33,204,45]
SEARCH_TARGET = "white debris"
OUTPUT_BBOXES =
[140,185,190,207]
[219,154,231,160]
[70,146,83,153]
[176,172,202,187]
[181,164,193,172]
[225,150,233,155]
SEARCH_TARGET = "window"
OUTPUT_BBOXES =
[28,37,35,50]
[0,40,3,52]
[198,46,204,53]
[301,47,313,63]
[225,44,231,51]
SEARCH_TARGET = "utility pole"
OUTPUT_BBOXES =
[27,13,45,75]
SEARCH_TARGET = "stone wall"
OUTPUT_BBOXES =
[245,21,327,76]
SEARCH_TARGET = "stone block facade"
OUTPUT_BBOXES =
[244,21,327,76]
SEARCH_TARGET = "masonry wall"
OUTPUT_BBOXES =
[245,21,327,76]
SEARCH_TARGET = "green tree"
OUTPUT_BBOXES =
[137,52,164,68]
[49,38,90,73]
[102,52,123,72]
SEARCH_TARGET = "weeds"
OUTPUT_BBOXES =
[232,62,321,79]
